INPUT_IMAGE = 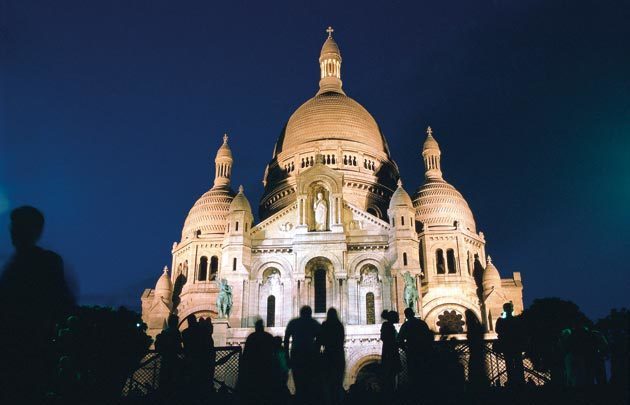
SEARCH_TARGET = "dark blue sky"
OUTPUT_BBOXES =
[1,0,628,320]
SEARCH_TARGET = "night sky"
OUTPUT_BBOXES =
[1,0,628,320]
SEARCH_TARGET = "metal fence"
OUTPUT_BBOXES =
[123,339,549,397]
[122,346,241,397]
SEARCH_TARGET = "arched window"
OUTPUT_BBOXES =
[447,249,457,274]
[232,257,237,271]
[235,221,239,231]
[267,295,276,327]
[401,216,405,226]
[210,256,219,280]
[436,249,445,274]
[198,256,208,281]
[366,292,375,325]
[314,269,327,314]
[403,252,408,266]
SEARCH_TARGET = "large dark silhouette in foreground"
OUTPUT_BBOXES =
[155,314,183,398]
[284,305,321,404]
[238,319,276,403]
[182,315,215,400]
[397,308,433,386]
[0,206,75,403]
[318,308,346,405]
[495,302,525,386]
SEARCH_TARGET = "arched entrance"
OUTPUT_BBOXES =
[354,361,381,392]
[346,353,382,390]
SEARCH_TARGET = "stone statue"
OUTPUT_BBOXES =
[216,279,233,318]
[313,192,327,231]
[403,271,419,309]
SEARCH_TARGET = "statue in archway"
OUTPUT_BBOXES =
[216,279,233,318]
[313,192,328,231]
[403,272,419,309]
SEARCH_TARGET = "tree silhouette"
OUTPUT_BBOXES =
[596,308,628,387]
[54,306,152,402]
[521,298,591,380]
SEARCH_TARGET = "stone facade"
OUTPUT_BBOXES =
[141,28,524,388]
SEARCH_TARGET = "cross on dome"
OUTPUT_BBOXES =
[223,133,229,143]
[426,126,433,137]
[326,26,334,38]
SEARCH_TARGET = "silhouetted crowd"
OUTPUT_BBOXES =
[0,206,627,405]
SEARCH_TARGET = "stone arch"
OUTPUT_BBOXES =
[296,173,342,195]
[177,304,218,325]
[251,257,293,281]
[298,251,342,274]
[347,254,387,278]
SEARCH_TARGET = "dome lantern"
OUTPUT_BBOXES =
[422,126,442,180]
[318,26,344,95]
[214,133,233,189]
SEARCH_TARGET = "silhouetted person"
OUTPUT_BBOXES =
[284,306,321,404]
[272,336,290,402]
[0,206,75,403]
[465,310,488,389]
[398,308,433,386]
[155,314,182,397]
[318,308,346,405]
[495,302,524,386]
[380,310,401,394]
[239,319,275,403]
[182,315,215,399]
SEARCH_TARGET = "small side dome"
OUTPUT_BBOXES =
[229,185,252,213]
[389,179,413,210]
[482,256,501,292]
[154,266,173,302]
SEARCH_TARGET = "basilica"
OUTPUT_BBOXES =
[141,28,524,386]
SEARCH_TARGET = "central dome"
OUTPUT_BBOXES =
[278,91,386,154]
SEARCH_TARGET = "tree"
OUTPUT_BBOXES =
[54,306,152,402]
[596,308,628,387]
[520,298,591,379]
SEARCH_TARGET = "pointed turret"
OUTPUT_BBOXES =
[213,133,233,188]
[389,179,414,210]
[318,26,344,95]
[229,185,253,214]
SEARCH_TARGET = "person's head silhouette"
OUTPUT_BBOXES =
[254,319,264,332]
[10,206,44,251]
[186,314,198,328]
[326,307,339,321]
[167,313,179,329]
[300,305,312,319]
[404,308,415,320]
[389,310,400,323]
[503,302,514,318]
